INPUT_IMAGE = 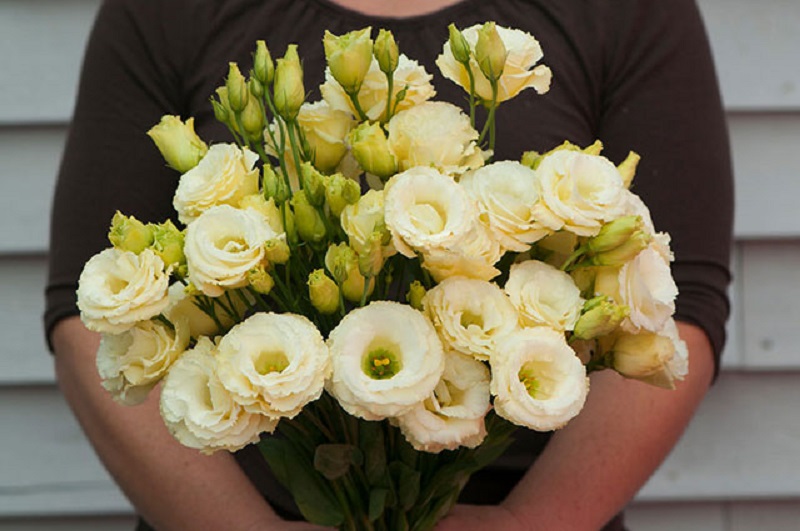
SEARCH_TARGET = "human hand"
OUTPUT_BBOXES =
[434,504,528,531]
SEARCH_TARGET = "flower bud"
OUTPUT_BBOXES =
[582,140,604,156]
[612,332,675,383]
[348,121,397,179]
[373,29,399,75]
[475,22,507,82]
[520,150,542,169]
[108,212,153,253]
[325,243,374,303]
[406,280,426,311]
[248,74,264,99]
[590,230,651,267]
[447,24,471,65]
[212,87,237,132]
[282,201,298,246]
[239,194,284,234]
[264,237,291,264]
[150,219,185,269]
[356,233,385,278]
[587,216,642,254]
[226,62,249,113]
[308,269,340,314]
[273,45,305,121]
[253,40,274,86]
[290,190,327,245]
[573,296,628,340]
[146,116,208,174]
[617,151,640,189]
[240,93,266,142]
[323,27,373,94]
[247,266,275,295]
[323,173,361,218]
[300,162,325,207]
[262,165,289,204]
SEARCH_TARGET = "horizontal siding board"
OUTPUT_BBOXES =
[0,516,135,531]
[729,501,800,531]
[626,502,725,531]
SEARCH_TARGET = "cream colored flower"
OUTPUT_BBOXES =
[505,260,583,332]
[420,228,502,282]
[619,190,674,262]
[460,160,550,252]
[164,282,220,338]
[298,100,356,173]
[387,101,484,175]
[216,312,330,419]
[327,301,445,421]
[423,277,519,360]
[491,327,588,431]
[532,149,626,236]
[184,205,275,297]
[321,54,436,121]
[340,189,395,263]
[394,351,490,452]
[436,24,552,102]
[160,337,277,454]
[77,248,170,334]
[96,317,189,405]
[612,319,687,389]
[173,143,259,225]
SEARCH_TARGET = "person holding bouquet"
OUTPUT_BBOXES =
[45,0,732,529]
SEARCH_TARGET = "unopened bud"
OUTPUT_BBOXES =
[147,116,208,174]
[262,165,289,203]
[573,296,628,340]
[240,93,266,141]
[447,24,471,65]
[264,237,291,264]
[406,280,426,311]
[108,212,153,253]
[475,22,507,82]
[308,269,340,314]
[617,151,640,189]
[273,45,305,121]
[374,29,399,75]
[323,27,373,94]
[612,332,675,385]
[588,216,642,254]
[248,74,264,99]
[290,190,327,245]
[253,40,275,86]
[247,266,275,295]
[520,150,542,169]
[348,121,397,179]
[590,230,651,267]
[582,140,603,156]
[150,219,185,269]
[300,162,325,207]
[239,194,284,234]
[226,62,249,112]
[323,173,361,218]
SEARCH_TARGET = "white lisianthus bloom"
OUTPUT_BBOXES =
[436,24,552,102]
[216,313,330,419]
[532,149,626,236]
[505,260,584,332]
[612,318,688,390]
[491,327,588,431]
[297,100,356,173]
[78,248,170,334]
[96,317,190,405]
[423,277,519,360]
[184,205,275,297]
[394,351,490,452]
[173,143,259,225]
[340,189,396,260]
[387,101,484,175]
[460,160,550,252]
[420,223,502,282]
[327,301,445,421]
[160,337,277,454]
[619,190,674,262]
[321,54,436,121]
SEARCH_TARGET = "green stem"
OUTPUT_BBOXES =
[347,89,369,121]
[285,119,305,184]
[383,74,394,123]
[465,66,477,128]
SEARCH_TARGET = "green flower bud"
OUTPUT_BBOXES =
[300,162,325,207]
[406,280,426,311]
[590,230,651,267]
[290,190,327,245]
[447,24,472,65]
[323,173,361,218]
[212,87,237,132]
[612,332,676,389]
[282,200,298,246]
[323,27,373,94]
[373,29,399,75]
[356,233,384,278]
[582,140,604,156]
[239,194,284,234]
[226,62,249,113]
[247,266,275,295]
[348,121,397,179]
[248,74,264,99]
[149,219,185,269]
[240,93,266,142]
[262,165,289,204]
[264,237,291,264]
[475,22,507,82]
[146,116,208,174]
[253,40,275,86]
[587,216,643,254]
[108,212,153,253]
[617,151,640,189]
[308,269,340,314]
[325,243,374,303]
[273,45,305,121]
[520,150,542,170]
[573,296,628,340]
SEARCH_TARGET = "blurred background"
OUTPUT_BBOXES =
[1,0,798,529]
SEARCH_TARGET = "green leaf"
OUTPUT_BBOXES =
[359,421,387,485]
[389,461,420,511]
[314,443,363,480]
[392,506,410,531]
[368,488,390,522]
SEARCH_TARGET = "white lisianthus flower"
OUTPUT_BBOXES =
[173,143,259,225]
[460,160,550,252]
[297,100,356,173]
[184,205,275,297]
[420,223,502,282]
[423,277,519,360]
[394,351,490,452]
[216,313,330,419]
[619,190,674,262]
[491,327,588,431]
[340,189,396,261]
[612,318,688,390]
[78,248,170,334]
[321,54,436,121]
[96,317,190,405]
[532,149,626,236]
[436,24,552,102]
[387,101,484,175]
[505,260,583,332]
[160,337,277,454]
[327,301,445,421]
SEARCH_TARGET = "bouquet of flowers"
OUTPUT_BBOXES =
[76,22,686,530]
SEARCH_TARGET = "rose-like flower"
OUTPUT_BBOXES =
[172,143,259,225]
[436,24,552,102]
[340,189,395,261]
[423,277,519,361]
[532,149,626,236]
[297,100,356,173]
[321,54,435,121]
[160,337,278,454]
[327,301,445,421]
[419,223,502,282]
[387,101,484,175]
[78,248,170,334]
[619,189,674,262]
[184,205,275,297]
[323,27,374,94]
[505,260,583,332]
[164,282,220,338]
[491,327,588,431]
[216,312,330,419]
[460,160,549,252]
[147,115,208,174]
[394,351,490,452]
[96,317,190,405]
[612,318,687,389]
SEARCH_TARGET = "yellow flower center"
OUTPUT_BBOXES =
[518,361,555,400]
[254,350,290,375]
[363,347,402,380]
[408,202,446,234]
[460,310,484,329]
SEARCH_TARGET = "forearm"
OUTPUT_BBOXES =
[52,316,283,531]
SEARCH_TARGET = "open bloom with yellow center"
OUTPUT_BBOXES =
[173,143,259,225]
[77,248,170,334]
[505,260,584,332]
[96,317,190,405]
[216,312,330,419]
[423,277,519,361]
[491,327,588,431]
[184,205,277,297]
[160,337,278,454]
[436,24,552,102]
[394,351,490,452]
[327,301,445,421]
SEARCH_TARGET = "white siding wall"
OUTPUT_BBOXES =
[1,0,798,529]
